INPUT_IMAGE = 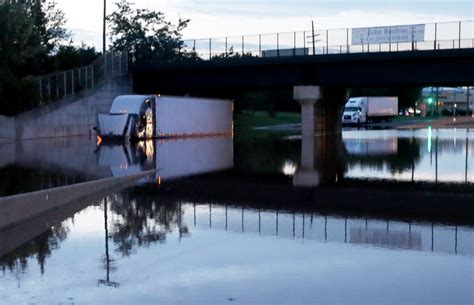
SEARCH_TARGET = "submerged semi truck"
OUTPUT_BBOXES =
[96,95,233,140]
[342,97,398,124]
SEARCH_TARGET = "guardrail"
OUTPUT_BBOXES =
[182,20,474,60]
[37,52,128,106]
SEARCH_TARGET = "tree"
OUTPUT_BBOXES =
[53,44,99,71]
[0,1,69,115]
[107,0,191,64]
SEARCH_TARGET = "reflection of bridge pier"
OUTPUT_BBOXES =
[293,133,346,187]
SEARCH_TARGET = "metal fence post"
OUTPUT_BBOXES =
[85,67,88,89]
[303,31,306,54]
[326,29,329,54]
[56,74,59,99]
[79,68,82,90]
[225,37,228,57]
[389,28,392,52]
[259,34,262,57]
[39,78,43,105]
[119,52,123,74]
[111,54,114,77]
[48,76,51,102]
[346,28,349,53]
[64,72,67,97]
[91,66,94,88]
[242,35,244,55]
[459,21,462,48]
[71,70,74,94]
[102,54,106,78]
[209,38,212,60]
[293,32,296,56]
[434,23,437,50]
[277,33,280,57]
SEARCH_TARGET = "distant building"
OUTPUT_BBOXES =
[420,87,473,114]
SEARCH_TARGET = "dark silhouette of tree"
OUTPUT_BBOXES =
[0,224,69,276]
[109,193,189,257]
[107,0,193,64]
[0,1,70,115]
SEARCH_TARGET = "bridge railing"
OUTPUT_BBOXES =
[37,51,128,106]
[182,20,474,60]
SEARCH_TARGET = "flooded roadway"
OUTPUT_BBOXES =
[0,128,473,305]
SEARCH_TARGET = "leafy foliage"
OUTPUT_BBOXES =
[0,1,70,115]
[107,0,192,64]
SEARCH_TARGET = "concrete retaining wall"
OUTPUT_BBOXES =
[0,115,15,139]
[11,75,132,140]
[0,169,156,230]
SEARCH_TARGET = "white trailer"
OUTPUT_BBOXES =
[342,97,398,124]
[96,95,233,140]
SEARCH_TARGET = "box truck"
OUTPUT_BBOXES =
[342,97,398,124]
[96,95,233,140]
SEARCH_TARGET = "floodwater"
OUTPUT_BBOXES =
[0,128,473,305]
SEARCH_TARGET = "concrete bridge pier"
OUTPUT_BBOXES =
[294,85,348,135]
[315,87,348,135]
[293,85,347,187]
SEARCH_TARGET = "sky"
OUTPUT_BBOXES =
[55,0,474,49]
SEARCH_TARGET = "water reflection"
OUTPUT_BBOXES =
[0,192,472,297]
[285,129,473,186]
[293,134,346,187]
[0,136,234,196]
[0,181,472,304]
[344,129,473,184]
[0,129,472,197]
[192,204,472,256]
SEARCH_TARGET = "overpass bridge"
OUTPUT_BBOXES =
[6,21,473,140]
[133,20,474,135]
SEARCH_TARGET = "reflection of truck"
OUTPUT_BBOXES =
[96,137,234,180]
[342,97,398,124]
[96,95,233,140]
[343,137,398,156]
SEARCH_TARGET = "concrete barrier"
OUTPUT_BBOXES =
[0,179,135,258]
[0,115,15,139]
[0,169,156,230]
[11,75,132,140]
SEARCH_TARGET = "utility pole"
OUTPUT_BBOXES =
[103,0,107,55]
[307,20,320,55]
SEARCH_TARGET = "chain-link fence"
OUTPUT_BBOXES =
[37,52,128,106]
[182,20,474,60]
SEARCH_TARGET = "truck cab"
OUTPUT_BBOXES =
[342,97,368,124]
[97,95,155,140]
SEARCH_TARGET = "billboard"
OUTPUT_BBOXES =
[351,24,425,45]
